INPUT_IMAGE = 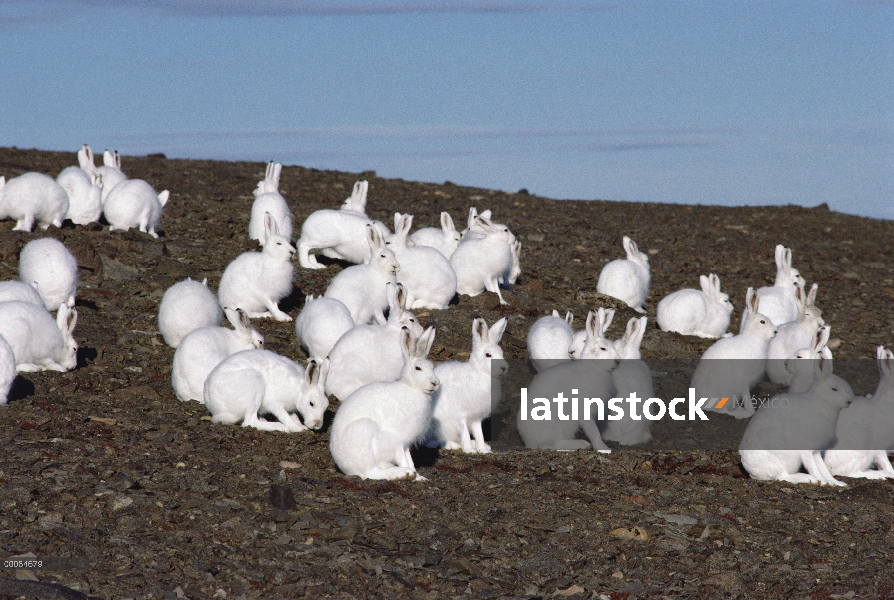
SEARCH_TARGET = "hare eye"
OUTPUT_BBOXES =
[415,366,422,371]
[309,401,315,407]
[760,320,766,324]
[409,318,415,322]
[485,352,492,357]
[831,387,838,392]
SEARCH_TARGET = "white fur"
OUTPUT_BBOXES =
[103,179,169,238]
[767,283,825,385]
[784,325,833,394]
[218,213,296,321]
[325,283,424,400]
[0,172,69,231]
[0,302,78,372]
[427,317,508,453]
[205,350,329,432]
[18,238,78,311]
[450,215,513,305]
[249,162,293,242]
[692,288,777,419]
[294,294,354,363]
[330,327,439,481]
[602,316,653,446]
[739,356,852,486]
[517,310,619,451]
[527,310,574,372]
[297,181,387,268]
[96,149,126,204]
[386,213,457,310]
[0,281,43,307]
[410,211,462,259]
[0,334,17,405]
[755,244,806,326]
[323,225,399,325]
[158,277,222,348]
[823,347,894,479]
[57,151,103,225]
[596,236,650,313]
[656,273,733,338]
[171,308,264,403]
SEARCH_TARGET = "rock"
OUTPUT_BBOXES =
[100,255,140,281]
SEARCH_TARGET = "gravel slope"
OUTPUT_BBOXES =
[1,146,893,599]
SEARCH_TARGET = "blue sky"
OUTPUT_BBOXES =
[1,0,891,218]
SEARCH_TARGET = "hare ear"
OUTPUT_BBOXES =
[304,293,314,305]
[400,214,413,236]
[237,309,252,331]
[472,318,488,347]
[815,353,833,381]
[807,283,818,307]
[585,310,598,340]
[265,162,273,181]
[399,326,414,359]
[158,190,170,207]
[359,180,368,207]
[264,211,277,238]
[305,360,319,387]
[550,309,559,318]
[366,224,380,249]
[114,150,121,169]
[467,207,478,229]
[394,282,408,310]
[879,347,894,379]
[489,317,507,344]
[272,163,281,186]
[711,273,722,293]
[393,212,402,232]
[813,325,831,353]
[202,278,208,286]
[599,307,615,334]
[565,311,573,325]
[441,212,454,232]
[416,327,436,358]
[318,357,331,387]
[622,236,637,258]
[783,248,792,271]
[774,244,785,269]
[699,275,711,293]
[626,316,647,348]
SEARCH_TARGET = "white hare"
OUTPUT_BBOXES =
[103,179,169,238]
[0,302,78,372]
[601,316,653,446]
[323,224,399,325]
[297,181,387,268]
[325,283,424,400]
[218,213,296,322]
[249,162,292,243]
[0,173,69,231]
[784,325,833,394]
[57,145,103,225]
[766,283,825,385]
[0,334,15,405]
[410,211,462,259]
[596,236,650,313]
[205,351,329,432]
[692,288,777,419]
[517,310,620,451]
[294,294,354,363]
[527,310,574,372]
[386,213,457,310]
[427,317,508,453]
[823,347,894,480]
[19,238,78,311]
[450,215,513,305]
[171,307,264,403]
[330,327,439,481]
[96,150,126,203]
[739,355,852,486]
[157,277,222,348]
[755,244,806,326]
[656,273,733,338]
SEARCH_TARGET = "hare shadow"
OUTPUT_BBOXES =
[7,375,36,402]
[278,286,306,315]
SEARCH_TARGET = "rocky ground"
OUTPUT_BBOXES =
[1,146,893,599]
